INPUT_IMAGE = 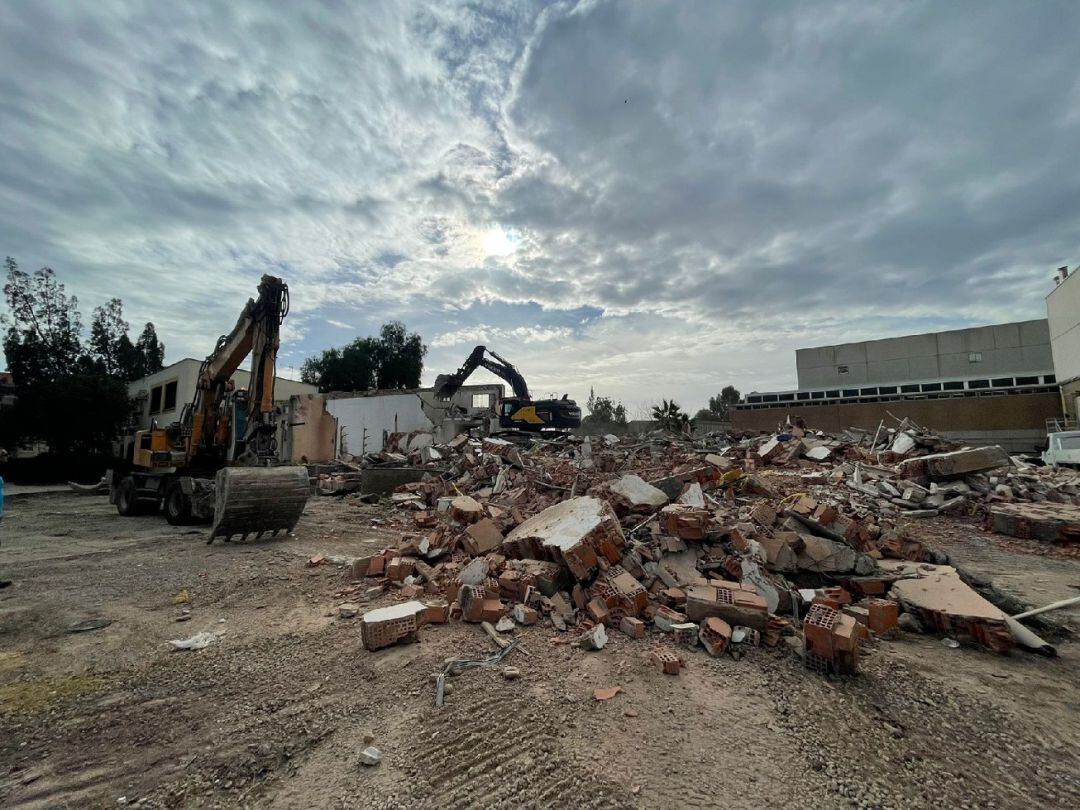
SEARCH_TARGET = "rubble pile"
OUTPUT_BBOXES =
[342,425,1076,677]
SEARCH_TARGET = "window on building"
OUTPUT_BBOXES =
[1044,374,1057,384]
[163,380,178,411]
[779,393,794,401]
[859,387,877,396]
[1015,376,1038,386]
[968,379,989,389]
[878,386,898,394]
[968,352,982,363]
[796,392,810,401]
[943,381,964,391]
[921,383,942,392]
[837,365,849,374]
[825,390,840,398]
[811,391,825,399]
[842,388,858,397]
[900,384,920,393]
[149,384,163,414]
[991,377,1014,388]
[471,393,491,409]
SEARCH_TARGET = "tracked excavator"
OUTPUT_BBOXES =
[111,275,309,542]
[433,345,581,433]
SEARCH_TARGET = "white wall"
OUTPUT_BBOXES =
[325,393,433,456]
[1047,271,1080,385]
[128,358,317,430]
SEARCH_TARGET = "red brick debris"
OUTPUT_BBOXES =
[338,416,1080,671]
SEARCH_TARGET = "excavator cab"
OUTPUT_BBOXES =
[499,396,581,431]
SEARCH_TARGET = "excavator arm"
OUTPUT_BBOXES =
[187,275,289,466]
[434,345,530,401]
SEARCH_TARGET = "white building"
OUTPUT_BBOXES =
[127,358,317,431]
[1047,265,1080,421]
[285,383,505,462]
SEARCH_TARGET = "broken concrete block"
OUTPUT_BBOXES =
[450,496,484,524]
[653,605,687,632]
[803,445,832,462]
[699,617,732,656]
[683,584,768,631]
[502,496,625,582]
[890,431,916,455]
[609,474,669,511]
[704,453,735,471]
[660,504,711,540]
[899,445,1011,480]
[361,600,427,651]
[888,563,1013,653]
[422,599,450,625]
[620,616,646,639]
[794,535,857,573]
[577,623,608,650]
[419,446,443,464]
[677,482,706,507]
[463,517,504,556]
[756,534,798,573]
[757,437,783,461]
[989,502,1080,544]
[586,597,611,625]
[511,604,538,625]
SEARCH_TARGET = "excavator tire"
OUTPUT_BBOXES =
[209,466,310,543]
[163,480,194,526]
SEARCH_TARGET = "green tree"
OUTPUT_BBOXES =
[0,258,134,460]
[652,398,691,434]
[301,321,427,392]
[581,387,628,433]
[1,257,84,386]
[87,298,160,382]
[706,385,741,420]
[374,321,426,389]
[2,373,129,456]
[134,322,165,377]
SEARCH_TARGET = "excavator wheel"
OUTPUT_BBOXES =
[209,466,310,543]
[116,477,152,516]
[164,480,194,525]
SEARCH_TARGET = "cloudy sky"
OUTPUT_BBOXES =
[2,0,1078,414]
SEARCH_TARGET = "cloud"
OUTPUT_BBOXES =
[2,0,1078,412]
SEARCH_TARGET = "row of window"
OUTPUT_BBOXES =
[743,374,1056,405]
[148,380,178,415]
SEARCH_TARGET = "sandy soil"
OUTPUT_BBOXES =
[1,491,1079,809]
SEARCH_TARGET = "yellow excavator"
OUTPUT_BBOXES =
[111,275,309,542]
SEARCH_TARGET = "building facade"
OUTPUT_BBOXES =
[127,358,317,431]
[1047,266,1080,422]
[734,319,1061,451]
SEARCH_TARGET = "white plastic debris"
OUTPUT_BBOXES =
[167,631,220,651]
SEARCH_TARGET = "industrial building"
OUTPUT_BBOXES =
[732,319,1062,451]
[1047,265,1080,423]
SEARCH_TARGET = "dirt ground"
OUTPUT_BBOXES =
[1,491,1079,809]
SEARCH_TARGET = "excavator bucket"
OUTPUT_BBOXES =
[209,466,310,542]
